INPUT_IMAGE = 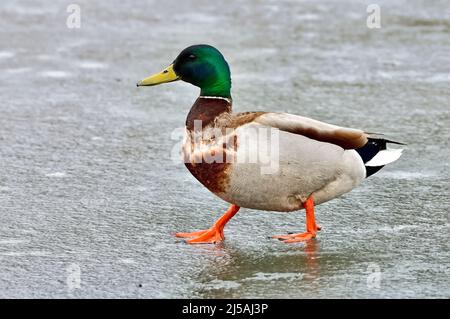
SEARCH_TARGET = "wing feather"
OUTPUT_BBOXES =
[254,113,368,149]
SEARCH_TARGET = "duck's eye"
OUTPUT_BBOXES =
[188,54,196,60]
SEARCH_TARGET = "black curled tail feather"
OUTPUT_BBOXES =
[355,138,405,178]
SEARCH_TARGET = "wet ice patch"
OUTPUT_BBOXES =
[78,61,108,69]
[239,48,278,59]
[175,12,218,23]
[233,72,285,83]
[0,51,14,59]
[40,71,71,78]
[45,172,67,178]
[424,74,450,83]
[377,171,435,180]
[243,272,303,282]
[296,13,320,21]
[313,73,361,84]
[0,251,51,257]
[5,67,32,74]
[378,225,419,232]
[118,258,136,264]
[204,279,241,290]
[36,54,54,61]
[376,70,450,83]
[0,186,11,193]
[0,239,27,245]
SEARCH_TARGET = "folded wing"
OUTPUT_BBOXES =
[254,112,369,149]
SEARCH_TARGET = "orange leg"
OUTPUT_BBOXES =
[273,196,320,243]
[175,205,240,244]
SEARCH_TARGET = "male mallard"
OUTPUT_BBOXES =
[137,44,403,244]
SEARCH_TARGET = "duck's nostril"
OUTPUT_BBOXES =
[162,70,169,74]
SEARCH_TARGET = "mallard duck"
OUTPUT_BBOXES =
[137,44,403,244]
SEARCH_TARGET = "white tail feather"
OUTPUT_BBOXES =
[365,148,403,167]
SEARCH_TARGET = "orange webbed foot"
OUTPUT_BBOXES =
[175,227,224,244]
[273,231,316,243]
[174,204,240,245]
[273,196,320,243]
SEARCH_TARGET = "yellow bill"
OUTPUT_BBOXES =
[137,64,180,87]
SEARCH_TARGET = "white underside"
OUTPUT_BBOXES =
[218,123,366,211]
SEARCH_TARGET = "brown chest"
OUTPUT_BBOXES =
[183,97,264,196]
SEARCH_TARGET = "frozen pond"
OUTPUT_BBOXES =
[0,0,449,298]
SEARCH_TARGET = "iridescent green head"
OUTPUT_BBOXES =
[137,44,232,98]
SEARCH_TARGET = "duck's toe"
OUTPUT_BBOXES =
[175,226,224,244]
[273,231,316,243]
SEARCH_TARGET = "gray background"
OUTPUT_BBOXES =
[0,0,449,298]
